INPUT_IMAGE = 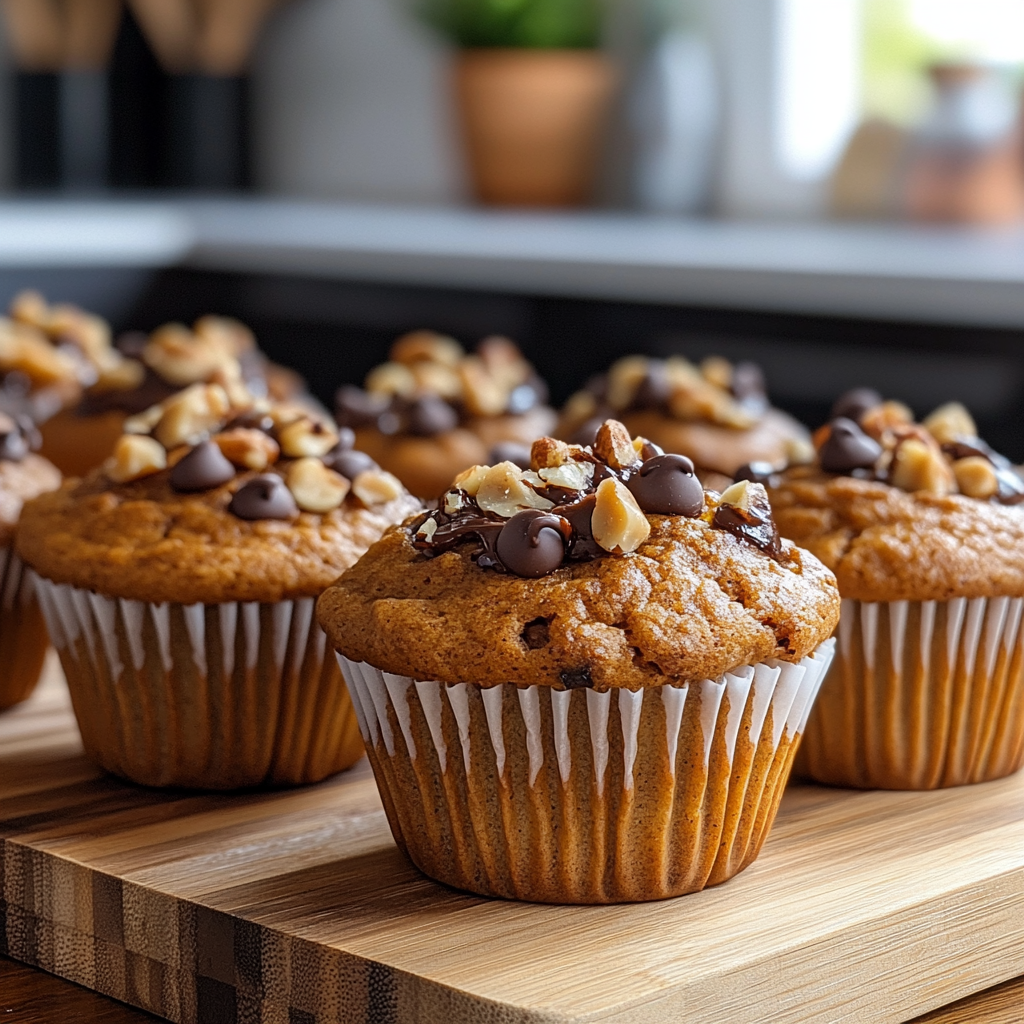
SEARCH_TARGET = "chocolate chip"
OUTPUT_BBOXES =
[228,474,298,520]
[560,666,593,690]
[630,364,672,409]
[507,382,540,415]
[735,461,778,484]
[169,440,236,492]
[819,418,883,474]
[406,396,458,436]
[2,371,31,398]
[495,509,568,578]
[521,617,551,649]
[377,410,402,435]
[556,492,603,561]
[489,441,532,470]
[227,409,275,434]
[335,386,390,428]
[0,431,28,461]
[712,504,783,561]
[831,388,883,423]
[627,453,704,516]
[331,448,378,480]
[731,362,766,401]
[996,467,1024,505]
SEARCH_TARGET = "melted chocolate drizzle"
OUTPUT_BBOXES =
[711,504,782,560]
[412,424,782,577]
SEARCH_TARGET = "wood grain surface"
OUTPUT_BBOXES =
[1,955,159,1022]
[3,659,1024,1024]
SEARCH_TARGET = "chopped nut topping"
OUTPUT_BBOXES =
[591,477,650,554]
[606,355,650,410]
[352,468,404,506]
[594,419,640,469]
[144,323,235,386]
[277,417,339,458]
[923,402,977,444]
[153,384,231,449]
[391,330,463,367]
[453,464,489,496]
[953,456,998,499]
[105,434,167,483]
[475,461,554,517]
[700,355,733,390]
[459,357,507,417]
[365,361,417,397]
[215,428,280,471]
[720,478,754,510]
[890,438,954,495]
[287,457,351,512]
[124,404,164,435]
[531,436,573,469]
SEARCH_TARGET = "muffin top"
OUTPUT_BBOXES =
[318,420,839,690]
[0,291,133,420]
[78,314,306,418]
[0,409,61,545]
[17,384,421,604]
[335,331,552,441]
[763,389,1024,602]
[557,354,810,480]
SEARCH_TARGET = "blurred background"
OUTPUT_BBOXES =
[5,0,1024,454]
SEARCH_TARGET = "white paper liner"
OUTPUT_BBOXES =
[339,638,834,903]
[798,597,1024,789]
[34,577,364,789]
[0,550,50,710]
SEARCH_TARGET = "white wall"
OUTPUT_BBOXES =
[250,0,465,203]
[699,0,860,218]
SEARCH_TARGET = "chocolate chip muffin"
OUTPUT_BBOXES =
[319,419,839,903]
[39,313,309,479]
[764,389,1024,789]
[18,384,420,788]
[557,355,811,487]
[335,331,556,498]
[0,410,61,711]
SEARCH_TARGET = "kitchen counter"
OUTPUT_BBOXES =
[5,198,1024,329]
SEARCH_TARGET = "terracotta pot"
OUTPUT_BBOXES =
[455,49,616,207]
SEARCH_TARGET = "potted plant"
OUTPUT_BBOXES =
[417,0,616,206]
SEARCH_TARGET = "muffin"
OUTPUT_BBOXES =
[39,312,309,478]
[0,410,62,710]
[763,389,1024,789]
[335,331,556,498]
[318,420,839,903]
[557,355,810,486]
[17,384,421,788]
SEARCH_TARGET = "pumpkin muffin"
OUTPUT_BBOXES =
[335,331,556,498]
[763,390,1024,789]
[557,355,810,487]
[0,410,61,710]
[39,312,309,478]
[319,420,838,903]
[18,384,420,789]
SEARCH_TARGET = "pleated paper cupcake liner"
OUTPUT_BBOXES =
[797,597,1024,789]
[338,638,834,904]
[0,546,49,711]
[34,577,364,789]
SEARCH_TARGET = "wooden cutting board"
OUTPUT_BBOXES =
[2,658,1024,1024]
